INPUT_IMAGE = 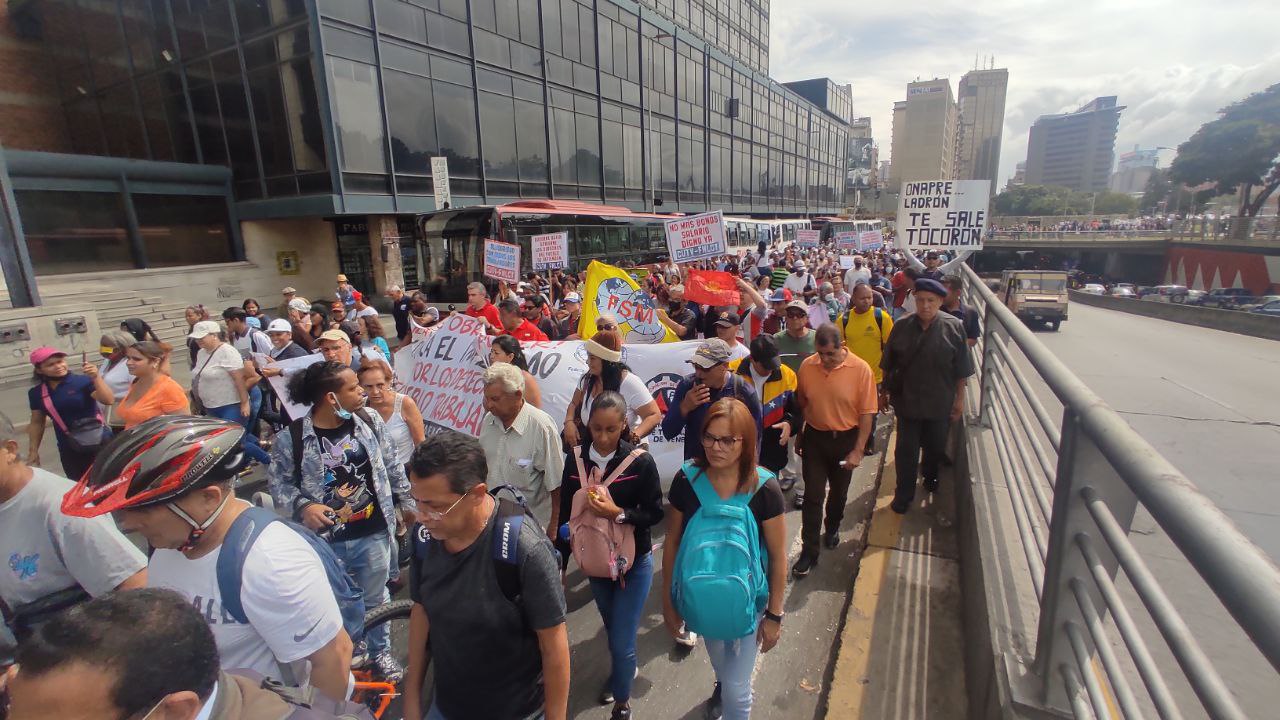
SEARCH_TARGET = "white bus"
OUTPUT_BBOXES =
[723,217,812,255]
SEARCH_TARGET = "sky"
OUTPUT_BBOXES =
[768,0,1280,189]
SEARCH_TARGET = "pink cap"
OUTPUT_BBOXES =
[29,346,66,365]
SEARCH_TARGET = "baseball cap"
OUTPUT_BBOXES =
[914,278,948,297]
[281,286,297,295]
[336,274,349,282]
[266,319,293,333]
[28,347,66,365]
[713,310,741,328]
[245,316,262,330]
[287,298,311,313]
[688,338,732,368]
[564,292,581,304]
[784,299,809,314]
[318,329,350,344]
[351,290,363,302]
[793,261,807,272]
[187,320,222,339]
[768,289,788,303]
[749,334,781,371]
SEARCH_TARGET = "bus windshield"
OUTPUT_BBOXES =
[1016,277,1067,293]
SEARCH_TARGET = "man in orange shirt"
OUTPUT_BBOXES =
[792,324,878,577]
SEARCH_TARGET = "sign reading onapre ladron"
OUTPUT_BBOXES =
[895,180,991,250]
[531,231,569,270]
[483,239,521,283]
[664,210,727,263]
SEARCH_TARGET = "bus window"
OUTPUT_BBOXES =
[605,226,627,255]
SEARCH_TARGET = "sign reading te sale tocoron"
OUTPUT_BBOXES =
[895,179,991,250]
[664,210,727,263]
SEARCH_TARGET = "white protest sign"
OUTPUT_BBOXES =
[895,179,990,250]
[483,239,521,283]
[664,210,727,263]
[835,231,859,251]
[394,316,702,481]
[795,229,820,248]
[859,230,884,251]
[255,352,323,422]
[431,156,451,210]
[531,232,569,270]
[839,255,856,270]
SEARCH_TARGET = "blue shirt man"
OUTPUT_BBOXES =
[661,338,763,460]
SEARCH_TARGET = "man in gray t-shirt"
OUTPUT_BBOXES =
[401,432,569,720]
[1,465,147,638]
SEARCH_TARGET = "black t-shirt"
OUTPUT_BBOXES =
[668,304,698,339]
[557,442,665,557]
[392,297,412,340]
[668,467,785,533]
[313,419,384,541]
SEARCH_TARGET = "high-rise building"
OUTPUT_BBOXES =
[1109,146,1161,194]
[955,68,1008,194]
[1024,97,1124,193]
[887,79,957,192]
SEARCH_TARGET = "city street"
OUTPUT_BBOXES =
[1029,303,1280,717]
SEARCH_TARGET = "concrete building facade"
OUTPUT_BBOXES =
[955,68,1007,194]
[887,79,956,192]
[1024,96,1124,193]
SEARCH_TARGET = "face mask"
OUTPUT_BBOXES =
[329,391,355,420]
[670,301,684,311]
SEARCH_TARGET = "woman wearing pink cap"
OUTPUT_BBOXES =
[25,346,116,480]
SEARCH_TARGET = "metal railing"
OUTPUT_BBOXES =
[960,263,1280,719]
[988,230,1172,243]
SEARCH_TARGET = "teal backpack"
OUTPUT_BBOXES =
[671,460,772,640]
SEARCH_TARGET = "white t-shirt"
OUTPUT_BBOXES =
[99,359,133,405]
[193,343,246,409]
[147,517,342,684]
[844,267,872,289]
[579,371,654,431]
[725,340,752,363]
[747,364,770,400]
[783,273,815,295]
[355,306,379,319]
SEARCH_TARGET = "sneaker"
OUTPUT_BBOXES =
[705,683,723,720]
[923,478,939,493]
[791,554,817,578]
[823,531,839,549]
[793,491,805,509]
[675,625,699,648]
[350,641,370,669]
[373,652,404,684]
[611,706,632,720]
[599,684,615,706]
[890,498,910,514]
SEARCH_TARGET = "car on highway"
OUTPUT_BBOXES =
[999,269,1069,330]
[1141,285,1190,303]
[1079,283,1106,295]
[1184,288,1207,304]
[1197,287,1255,309]
[1239,295,1280,312]
[1109,286,1137,298]
[1248,299,1280,316]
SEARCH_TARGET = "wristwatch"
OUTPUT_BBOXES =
[614,510,627,524]
[763,610,784,625]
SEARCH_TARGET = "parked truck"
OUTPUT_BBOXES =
[998,270,1070,331]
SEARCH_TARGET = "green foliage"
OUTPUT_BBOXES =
[992,184,1135,216]
[1169,83,1280,216]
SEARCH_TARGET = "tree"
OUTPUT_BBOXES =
[1092,191,1137,215]
[1169,83,1280,218]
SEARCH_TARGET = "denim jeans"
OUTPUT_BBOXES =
[587,552,654,704]
[705,633,759,720]
[205,403,271,465]
[330,532,391,656]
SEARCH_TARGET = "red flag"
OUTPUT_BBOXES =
[685,268,740,306]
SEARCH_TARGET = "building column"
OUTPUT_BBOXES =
[367,215,404,299]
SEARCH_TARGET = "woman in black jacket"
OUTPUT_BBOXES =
[557,391,663,720]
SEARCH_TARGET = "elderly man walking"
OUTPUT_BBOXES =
[477,363,564,536]
[881,278,975,514]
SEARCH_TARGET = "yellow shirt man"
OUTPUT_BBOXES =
[840,303,893,384]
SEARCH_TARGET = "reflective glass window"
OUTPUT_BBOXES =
[385,69,436,175]
[133,194,234,267]
[433,81,480,178]
[480,92,519,181]
[16,190,134,275]
[329,57,388,174]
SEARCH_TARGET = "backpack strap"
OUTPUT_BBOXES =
[491,497,525,604]
[874,307,886,349]
[215,507,280,625]
[572,445,592,488]
[602,448,645,486]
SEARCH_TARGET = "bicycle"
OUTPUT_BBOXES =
[351,599,414,719]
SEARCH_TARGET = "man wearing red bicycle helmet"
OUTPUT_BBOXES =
[61,415,354,703]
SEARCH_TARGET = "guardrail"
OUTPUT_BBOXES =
[960,264,1280,719]
[989,230,1172,242]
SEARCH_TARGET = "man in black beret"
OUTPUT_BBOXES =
[880,277,975,514]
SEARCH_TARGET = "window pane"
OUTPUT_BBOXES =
[514,98,547,184]
[479,92,518,181]
[16,190,134,275]
[134,194,234,267]
[98,84,148,159]
[433,81,479,179]
[385,69,436,175]
[213,52,260,184]
[329,57,388,174]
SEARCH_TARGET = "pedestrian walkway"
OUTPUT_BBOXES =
[826,432,969,719]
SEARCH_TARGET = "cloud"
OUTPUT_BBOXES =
[769,0,1280,187]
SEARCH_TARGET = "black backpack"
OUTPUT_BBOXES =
[839,307,887,349]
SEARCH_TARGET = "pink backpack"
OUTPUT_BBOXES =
[568,446,644,581]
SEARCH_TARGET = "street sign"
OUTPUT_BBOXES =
[664,210,727,263]
[531,231,569,270]
[431,156,452,210]
[483,239,520,283]
[895,180,990,250]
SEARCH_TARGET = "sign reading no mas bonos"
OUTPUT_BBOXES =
[483,239,521,283]
[664,210,727,263]
[895,179,991,250]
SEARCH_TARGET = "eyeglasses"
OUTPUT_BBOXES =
[597,323,617,330]
[421,491,471,522]
[701,433,742,450]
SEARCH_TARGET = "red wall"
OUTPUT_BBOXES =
[1163,246,1280,294]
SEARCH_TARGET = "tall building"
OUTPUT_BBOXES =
[843,116,876,204]
[955,68,1008,194]
[1024,96,1124,193]
[1109,146,1161,195]
[0,0,847,310]
[887,79,957,192]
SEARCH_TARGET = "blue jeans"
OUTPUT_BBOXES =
[705,633,759,719]
[587,552,654,704]
[331,532,391,656]
[205,403,271,465]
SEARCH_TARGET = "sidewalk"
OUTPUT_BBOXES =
[826,431,970,719]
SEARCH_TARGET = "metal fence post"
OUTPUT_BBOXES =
[1033,409,1139,712]
[976,291,1001,428]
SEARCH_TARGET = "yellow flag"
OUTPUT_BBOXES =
[578,260,678,344]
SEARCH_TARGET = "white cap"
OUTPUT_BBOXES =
[288,298,311,313]
[266,319,293,333]
[564,292,581,303]
[187,320,222,339]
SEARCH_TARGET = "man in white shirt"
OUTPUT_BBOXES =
[477,363,564,534]
[783,261,818,300]
[61,416,353,701]
[352,291,380,320]
[844,256,872,290]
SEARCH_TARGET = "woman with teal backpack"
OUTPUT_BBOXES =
[662,398,787,719]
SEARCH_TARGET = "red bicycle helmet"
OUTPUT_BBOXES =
[62,415,247,518]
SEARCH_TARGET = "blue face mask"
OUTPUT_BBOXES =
[329,392,355,421]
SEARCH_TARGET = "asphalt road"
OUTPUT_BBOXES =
[1026,303,1280,718]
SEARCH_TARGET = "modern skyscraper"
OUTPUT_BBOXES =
[1024,97,1124,193]
[1109,147,1161,194]
[887,79,957,192]
[955,68,1008,194]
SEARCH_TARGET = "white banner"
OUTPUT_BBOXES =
[859,229,884,251]
[483,239,521,283]
[839,255,856,269]
[795,229,820,248]
[255,352,324,422]
[394,316,702,480]
[665,210,727,264]
[835,231,859,251]
[895,179,990,250]
[531,231,569,270]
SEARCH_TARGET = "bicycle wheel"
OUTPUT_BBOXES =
[360,600,414,719]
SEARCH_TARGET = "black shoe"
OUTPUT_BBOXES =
[924,478,939,493]
[791,554,818,577]
[890,498,910,514]
[611,706,632,720]
[705,683,723,720]
[823,531,840,549]
[599,684,615,706]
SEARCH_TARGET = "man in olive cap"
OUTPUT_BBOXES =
[661,338,763,461]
